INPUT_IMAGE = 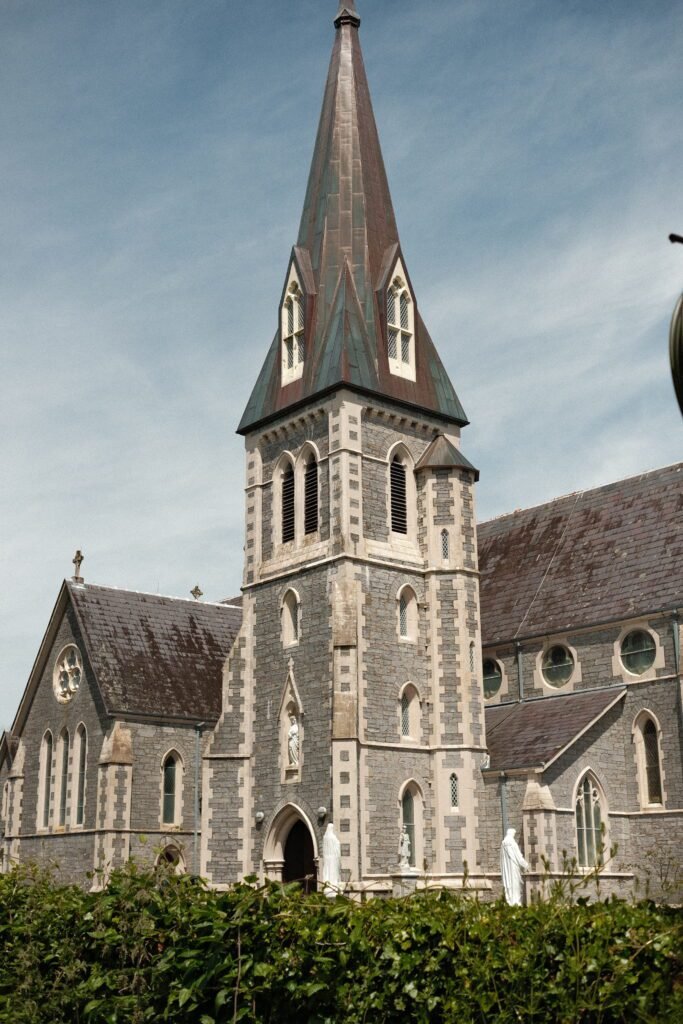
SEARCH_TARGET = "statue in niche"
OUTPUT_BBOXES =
[500,827,529,906]
[287,713,299,766]
[321,822,342,895]
[398,825,411,869]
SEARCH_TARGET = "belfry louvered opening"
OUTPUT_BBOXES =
[282,464,295,543]
[304,457,318,535]
[391,457,407,533]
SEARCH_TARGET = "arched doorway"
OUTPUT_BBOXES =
[263,803,319,892]
[283,820,317,892]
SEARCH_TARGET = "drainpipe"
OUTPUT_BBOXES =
[193,722,205,875]
[673,611,683,744]
[516,642,524,703]
[499,772,509,835]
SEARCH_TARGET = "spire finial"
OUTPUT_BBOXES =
[334,0,360,29]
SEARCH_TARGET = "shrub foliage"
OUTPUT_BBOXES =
[0,863,681,1023]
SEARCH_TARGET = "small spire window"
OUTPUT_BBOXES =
[386,261,415,381]
[441,529,449,561]
[281,270,305,385]
[450,773,459,809]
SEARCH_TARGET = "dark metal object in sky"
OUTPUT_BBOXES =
[669,234,683,416]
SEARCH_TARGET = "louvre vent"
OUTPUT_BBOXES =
[282,465,295,543]
[304,458,318,535]
[391,458,407,533]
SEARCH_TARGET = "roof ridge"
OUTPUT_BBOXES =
[66,580,237,610]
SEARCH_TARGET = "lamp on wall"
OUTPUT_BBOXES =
[317,806,327,822]
[255,811,265,825]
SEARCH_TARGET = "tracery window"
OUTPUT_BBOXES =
[53,645,82,703]
[575,773,605,868]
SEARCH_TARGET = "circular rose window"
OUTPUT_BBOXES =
[53,645,82,703]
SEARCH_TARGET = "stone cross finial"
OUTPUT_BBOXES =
[72,549,84,583]
[191,585,203,601]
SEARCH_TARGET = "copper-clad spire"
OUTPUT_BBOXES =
[238,0,467,434]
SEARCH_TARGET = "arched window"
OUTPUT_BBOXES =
[58,729,69,827]
[400,781,424,869]
[1,782,8,829]
[441,529,449,561]
[634,713,663,807]
[162,753,179,826]
[74,725,87,826]
[398,586,417,642]
[157,845,185,874]
[387,267,415,380]
[450,773,459,809]
[281,278,305,385]
[281,463,295,543]
[399,684,420,740]
[390,456,407,534]
[575,773,605,868]
[40,731,53,829]
[402,788,415,867]
[304,455,318,535]
[282,589,300,647]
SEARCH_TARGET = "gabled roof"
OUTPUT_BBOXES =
[484,688,626,772]
[478,463,683,645]
[11,582,241,735]
[238,2,467,433]
[67,583,240,721]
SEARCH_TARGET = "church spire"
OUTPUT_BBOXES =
[238,0,467,434]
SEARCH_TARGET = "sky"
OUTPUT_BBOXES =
[1,0,682,730]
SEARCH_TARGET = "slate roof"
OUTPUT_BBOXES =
[484,688,626,772]
[68,583,241,721]
[238,1,467,433]
[478,464,683,645]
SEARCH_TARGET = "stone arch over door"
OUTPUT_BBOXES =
[263,803,319,892]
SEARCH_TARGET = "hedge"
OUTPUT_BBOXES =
[0,863,681,1023]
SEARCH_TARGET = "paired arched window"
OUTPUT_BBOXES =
[57,730,69,827]
[282,589,300,646]
[399,684,420,740]
[281,278,305,385]
[162,752,181,826]
[40,731,53,829]
[633,713,663,807]
[398,586,418,642]
[74,725,87,826]
[450,773,459,809]
[281,462,295,543]
[304,454,318,535]
[387,268,415,380]
[575,773,605,868]
[390,456,407,534]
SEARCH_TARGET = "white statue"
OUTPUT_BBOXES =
[287,714,299,766]
[399,825,411,869]
[321,822,342,895]
[500,827,529,905]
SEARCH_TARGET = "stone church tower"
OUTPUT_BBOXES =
[202,0,487,893]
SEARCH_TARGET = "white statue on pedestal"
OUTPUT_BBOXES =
[287,714,299,766]
[500,827,528,905]
[398,825,411,869]
[321,822,342,896]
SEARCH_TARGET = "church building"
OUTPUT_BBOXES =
[1,1,681,902]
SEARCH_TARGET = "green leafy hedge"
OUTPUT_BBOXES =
[0,864,681,1023]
